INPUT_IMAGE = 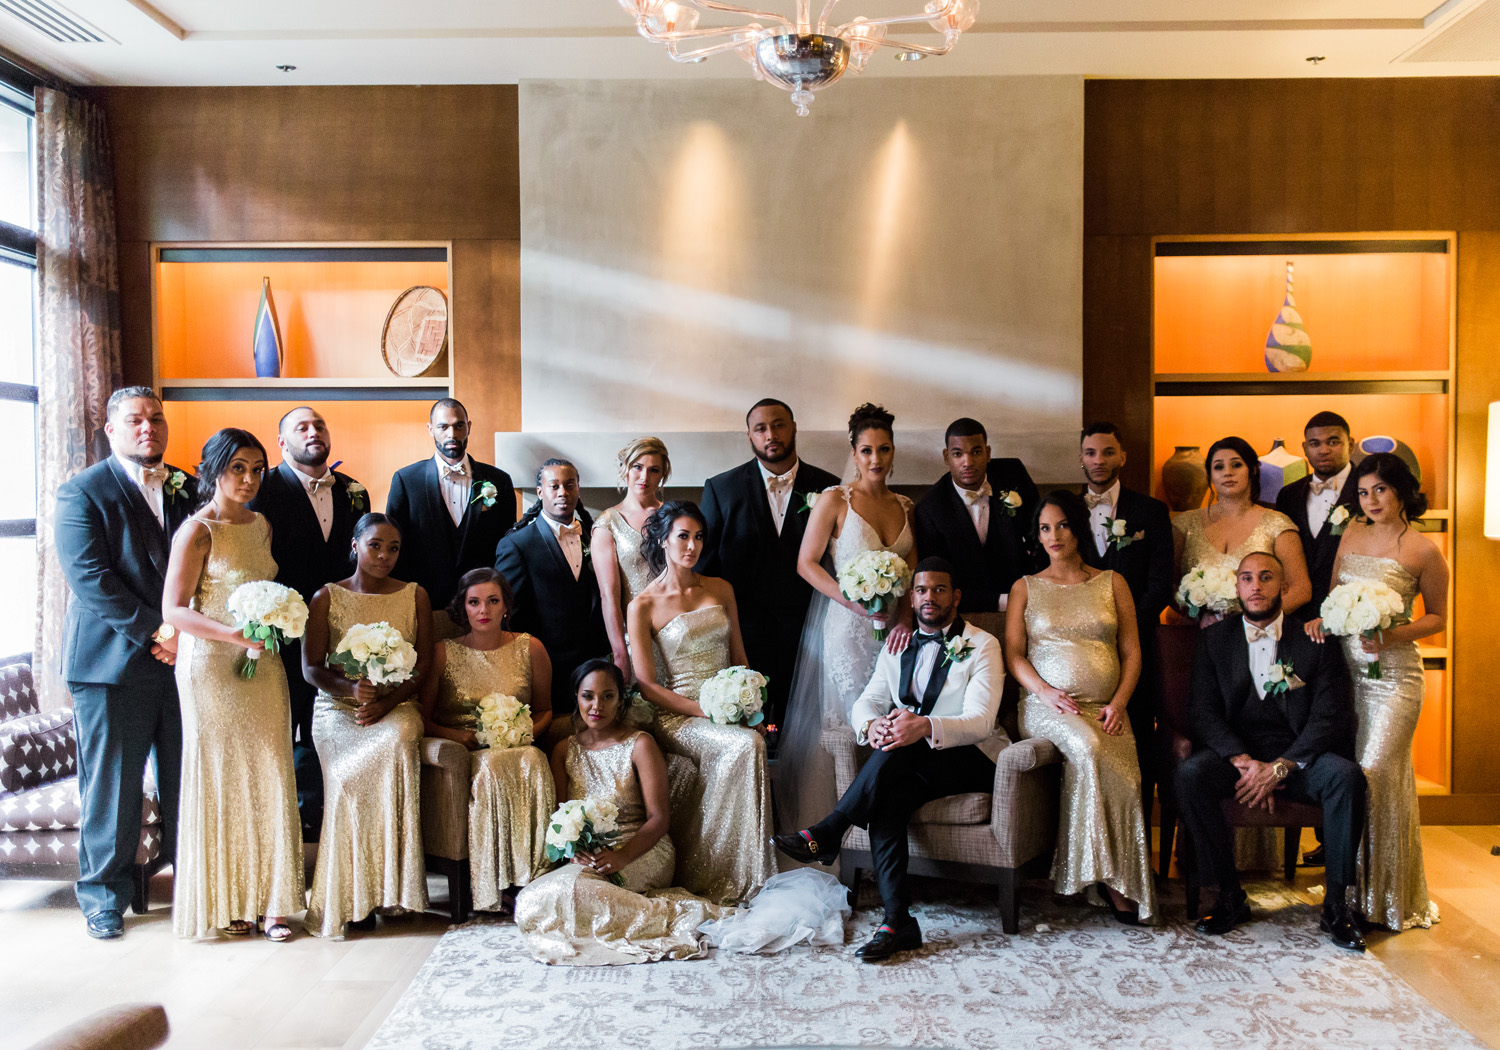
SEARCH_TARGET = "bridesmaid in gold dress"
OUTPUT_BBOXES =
[516,659,724,964]
[163,429,303,941]
[1173,436,1313,622]
[627,501,774,905]
[592,437,669,680]
[1006,490,1156,924]
[302,513,433,937]
[419,567,556,912]
[1306,453,1447,930]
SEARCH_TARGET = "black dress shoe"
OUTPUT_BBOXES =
[347,913,378,933]
[1301,844,1326,867]
[86,910,124,940]
[1320,901,1367,952]
[855,917,922,962]
[770,829,838,866]
[1195,891,1251,935]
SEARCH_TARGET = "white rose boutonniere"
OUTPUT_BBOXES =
[347,480,367,513]
[1262,659,1303,698]
[997,490,1023,518]
[797,491,820,515]
[1327,503,1353,537]
[1103,516,1141,551]
[941,635,975,666]
[163,470,189,504]
[470,480,499,510]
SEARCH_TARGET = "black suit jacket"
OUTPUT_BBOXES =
[912,474,1027,613]
[386,456,516,608]
[1189,614,1354,767]
[493,513,608,712]
[1081,485,1175,636]
[248,462,363,602]
[985,458,1040,531]
[699,458,842,629]
[1276,471,1359,617]
[55,458,196,685]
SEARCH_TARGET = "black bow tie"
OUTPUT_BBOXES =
[914,632,945,646]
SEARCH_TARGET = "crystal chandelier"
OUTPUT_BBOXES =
[617,0,979,115]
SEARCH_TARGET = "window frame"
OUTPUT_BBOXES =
[0,74,35,545]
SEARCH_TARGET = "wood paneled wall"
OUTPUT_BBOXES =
[1084,78,1500,814]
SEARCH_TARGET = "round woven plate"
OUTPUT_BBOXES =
[381,285,449,378]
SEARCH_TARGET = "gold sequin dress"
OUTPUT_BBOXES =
[433,636,556,910]
[595,507,656,601]
[1017,572,1158,922]
[648,605,775,904]
[1337,554,1439,931]
[515,731,725,965]
[173,516,305,937]
[305,583,428,937]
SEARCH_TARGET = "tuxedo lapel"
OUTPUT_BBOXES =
[423,459,460,550]
[534,516,574,582]
[276,462,326,545]
[106,458,168,575]
[917,617,966,715]
[1224,624,1254,720]
[328,472,355,549]
[937,479,985,563]
[741,461,780,543]
[898,635,921,706]
[1285,476,1313,537]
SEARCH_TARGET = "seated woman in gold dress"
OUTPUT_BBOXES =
[419,567,556,913]
[515,659,724,965]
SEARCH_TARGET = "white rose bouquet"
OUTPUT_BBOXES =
[837,550,913,641]
[226,581,309,679]
[471,692,533,749]
[327,621,419,688]
[698,666,769,727]
[544,798,624,884]
[1319,579,1408,680]
[1175,564,1240,618]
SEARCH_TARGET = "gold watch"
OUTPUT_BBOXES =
[154,623,176,643]
[1271,759,1291,781]
[861,718,875,740]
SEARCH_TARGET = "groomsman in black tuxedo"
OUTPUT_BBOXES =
[54,387,195,939]
[1077,422,1175,826]
[1276,411,1357,618]
[1176,552,1365,951]
[699,398,840,736]
[386,398,516,616]
[494,459,608,736]
[247,406,363,839]
[912,418,1029,615]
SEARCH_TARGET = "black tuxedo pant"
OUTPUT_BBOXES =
[741,605,807,732]
[1175,749,1365,895]
[1129,623,1162,829]
[70,677,182,917]
[834,742,995,921]
[282,639,324,837]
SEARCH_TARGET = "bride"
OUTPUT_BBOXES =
[778,403,917,833]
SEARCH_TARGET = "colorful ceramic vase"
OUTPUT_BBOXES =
[1258,439,1308,504]
[1161,446,1209,512]
[1265,260,1312,373]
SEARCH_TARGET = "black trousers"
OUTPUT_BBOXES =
[70,677,182,917]
[1128,626,1161,826]
[1175,749,1365,895]
[741,607,806,731]
[282,639,323,835]
[835,742,996,921]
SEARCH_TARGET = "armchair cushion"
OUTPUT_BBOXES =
[1,709,77,795]
[419,736,473,862]
[0,658,36,723]
[912,792,991,825]
[0,780,160,834]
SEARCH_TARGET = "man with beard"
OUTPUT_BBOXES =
[699,398,840,741]
[386,398,516,620]
[247,406,364,839]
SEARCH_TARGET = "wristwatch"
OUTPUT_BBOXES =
[1271,759,1291,781]
[860,718,875,740]
[153,623,176,643]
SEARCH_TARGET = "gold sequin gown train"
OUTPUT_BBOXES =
[173,515,305,937]
[432,635,555,911]
[514,731,725,965]
[1017,572,1157,922]
[305,583,428,937]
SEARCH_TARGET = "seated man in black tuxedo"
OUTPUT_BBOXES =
[1176,551,1366,951]
[494,458,609,746]
[912,418,1029,615]
[772,558,1005,962]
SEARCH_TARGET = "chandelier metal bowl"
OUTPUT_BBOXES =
[617,0,980,115]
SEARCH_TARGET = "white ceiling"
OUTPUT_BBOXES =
[3,0,1499,85]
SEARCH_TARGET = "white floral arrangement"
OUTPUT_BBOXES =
[544,797,623,884]
[470,480,500,509]
[621,684,656,727]
[698,665,769,727]
[1320,578,1408,679]
[1175,564,1240,618]
[837,550,913,641]
[225,581,308,679]
[471,692,533,749]
[327,621,419,688]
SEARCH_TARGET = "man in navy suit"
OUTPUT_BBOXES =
[247,406,363,839]
[699,398,840,736]
[386,398,516,616]
[55,387,196,939]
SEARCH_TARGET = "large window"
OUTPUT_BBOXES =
[0,78,37,657]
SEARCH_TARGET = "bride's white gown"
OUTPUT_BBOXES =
[777,485,915,833]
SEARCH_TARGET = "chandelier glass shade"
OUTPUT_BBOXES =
[617,0,979,115]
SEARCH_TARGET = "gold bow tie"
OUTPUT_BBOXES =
[441,464,469,482]
[1310,477,1340,496]
[961,484,992,506]
[308,474,336,493]
[558,521,583,538]
[141,466,168,484]
[1084,491,1111,510]
[1246,624,1280,643]
[767,474,794,493]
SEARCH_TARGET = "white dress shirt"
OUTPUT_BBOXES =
[287,457,335,541]
[1244,613,1283,700]
[1086,479,1121,559]
[542,511,585,579]
[758,458,800,535]
[435,453,471,528]
[115,454,166,528]
[1305,463,1351,540]
[953,477,991,546]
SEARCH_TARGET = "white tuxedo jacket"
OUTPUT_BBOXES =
[849,620,1010,761]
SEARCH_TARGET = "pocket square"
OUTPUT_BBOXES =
[1284,674,1307,691]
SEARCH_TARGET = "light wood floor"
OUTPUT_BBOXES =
[2,828,1498,1050]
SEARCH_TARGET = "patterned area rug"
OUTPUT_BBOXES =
[368,881,1483,1050]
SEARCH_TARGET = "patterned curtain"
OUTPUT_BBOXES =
[33,88,123,711]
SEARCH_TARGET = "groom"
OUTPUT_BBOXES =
[772,558,1005,962]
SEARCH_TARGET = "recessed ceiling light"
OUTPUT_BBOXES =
[1306,56,1325,64]
[895,51,926,62]
[276,64,297,72]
